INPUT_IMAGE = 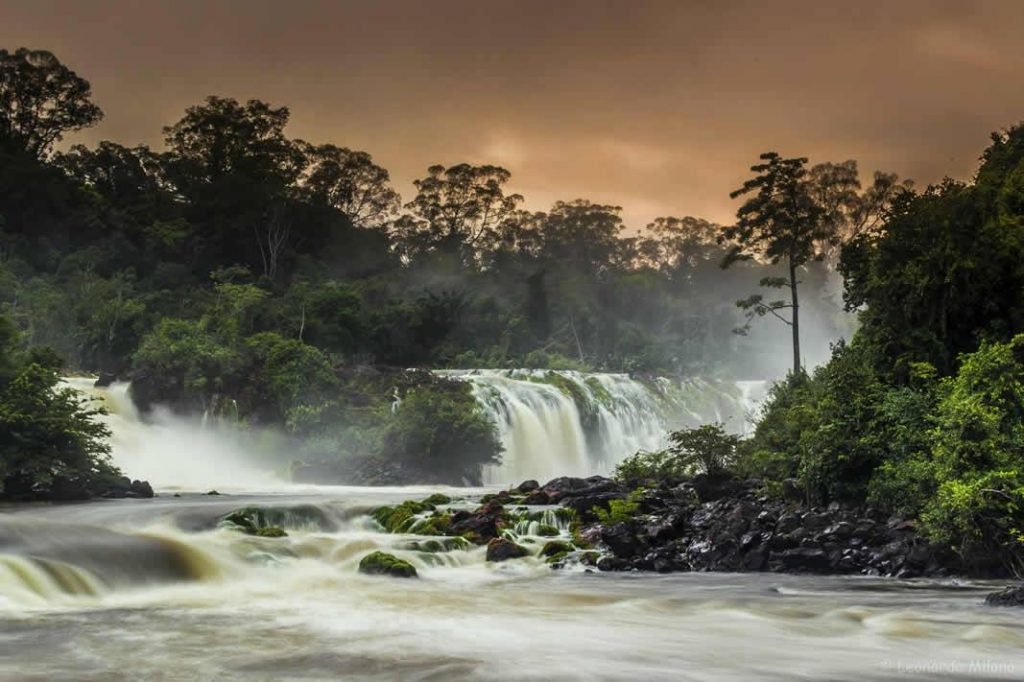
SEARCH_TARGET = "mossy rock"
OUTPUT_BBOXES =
[546,551,570,566]
[409,511,453,536]
[422,493,452,506]
[254,526,288,538]
[358,551,418,578]
[221,505,331,535]
[540,540,574,557]
[536,524,560,537]
[221,509,288,537]
[404,537,469,553]
[371,500,433,533]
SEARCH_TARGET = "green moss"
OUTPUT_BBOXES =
[422,493,452,506]
[545,551,569,565]
[410,511,453,536]
[358,551,418,578]
[540,540,574,557]
[536,524,560,537]
[584,376,615,408]
[405,537,469,553]
[371,500,433,533]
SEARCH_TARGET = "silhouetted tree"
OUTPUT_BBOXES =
[0,48,102,158]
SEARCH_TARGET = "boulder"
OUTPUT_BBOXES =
[515,480,540,493]
[486,538,529,562]
[358,551,418,578]
[600,522,645,558]
[985,584,1024,607]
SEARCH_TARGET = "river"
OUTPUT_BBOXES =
[2,488,1022,681]
[1,380,1022,680]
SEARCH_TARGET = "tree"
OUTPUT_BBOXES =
[723,153,829,375]
[397,163,523,262]
[300,143,400,228]
[807,160,912,261]
[841,126,1024,378]
[0,48,103,158]
[0,313,118,499]
[162,96,305,274]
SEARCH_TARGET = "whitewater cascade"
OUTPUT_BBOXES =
[62,378,284,492]
[64,373,765,490]
[440,370,766,485]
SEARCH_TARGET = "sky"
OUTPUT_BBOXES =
[3,0,1024,228]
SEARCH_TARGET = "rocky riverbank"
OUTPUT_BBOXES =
[368,475,1002,580]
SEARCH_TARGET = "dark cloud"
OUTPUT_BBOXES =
[3,0,1023,225]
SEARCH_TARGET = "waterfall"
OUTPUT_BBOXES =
[440,370,766,485]
[62,377,284,492]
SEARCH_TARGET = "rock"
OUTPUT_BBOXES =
[540,540,574,558]
[523,490,550,505]
[781,478,803,502]
[600,522,645,558]
[254,526,287,538]
[358,551,418,578]
[421,493,451,506]
[206,490,220,496]
[536,524,560,537]
[94,373,118,388]
[596,556,629,571]
[515,480,540,493]
[449,500,505,543]
[777,548,832,573]
[985,584,1024,607]
[561,492,626,520]
[486,538,529,562]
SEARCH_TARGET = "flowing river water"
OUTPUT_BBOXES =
[1,380,1022,681]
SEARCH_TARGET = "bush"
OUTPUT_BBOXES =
[615,423,740,487]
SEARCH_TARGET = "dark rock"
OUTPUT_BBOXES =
[777,548,832,572]
[94,373,118,388]
[206,490,221,496]
[515,480,540,493]
[596,556,629,571]
[600,522,645,558]
[523,490,550,505]
[781,478,803,502]
[486,538,529,562]
[449,500,505,543]
[561,492,626,520]
[986,584,1024,607]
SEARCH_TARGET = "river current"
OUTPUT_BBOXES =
[1,380,1022,680]
[2,489,1022,681]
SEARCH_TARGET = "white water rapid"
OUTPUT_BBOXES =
[442,370,766,485]
[62,377,287,492]
[1,378,1021,680]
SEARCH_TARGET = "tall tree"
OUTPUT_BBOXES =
[161,97,305,275]
[397,163,522,262]
[723,153,828,375]
[0,48,102,158]
[300,143,400,229]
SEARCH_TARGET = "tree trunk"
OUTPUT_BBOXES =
[789,259,801,375]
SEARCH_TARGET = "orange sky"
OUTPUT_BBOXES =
[4,0,1024,228]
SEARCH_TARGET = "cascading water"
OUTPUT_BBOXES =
[62,377,286,492]
[441,370,766,485]
[4,382,1022,680]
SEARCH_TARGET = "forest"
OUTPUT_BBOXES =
[3,45,1024,576]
